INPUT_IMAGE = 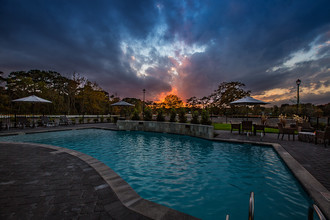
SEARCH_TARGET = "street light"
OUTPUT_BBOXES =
[142,89,146,119]
[296,79,301,113]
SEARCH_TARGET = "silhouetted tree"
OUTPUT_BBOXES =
[210,81,250,115]
[162,94,184,109]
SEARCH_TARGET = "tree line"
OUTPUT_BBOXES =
[0,70,329,117]
[0,70,111,115]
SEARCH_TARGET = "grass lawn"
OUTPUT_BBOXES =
[213,123,279,133]
[213,123,231,130]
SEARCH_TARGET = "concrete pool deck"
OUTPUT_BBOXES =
[0,123,329,219]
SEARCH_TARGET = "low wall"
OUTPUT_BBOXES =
[117,120,214,139]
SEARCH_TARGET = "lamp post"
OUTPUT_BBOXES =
[142,89,145,119]
[296,79,301,114]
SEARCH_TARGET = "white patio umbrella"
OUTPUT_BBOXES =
[12,95,52,126]
[110,101,134,106]
[12,95,52,103]
[230,96,269,120]
[111,101,134,119]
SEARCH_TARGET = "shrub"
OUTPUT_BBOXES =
[131,109,140,120]
[106,117,111,122]
[144,108,153,121]
[178,108,187,123]
[201,110,212,125]
[100,116,104,123]
[71,118,76,125]
[190,111,200,124]
[87,118,91,123]
[169,108,176,122]
[79,117,84,124]
[156,109,165,121]
[93,118,99,123]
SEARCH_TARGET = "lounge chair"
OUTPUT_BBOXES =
[242,121,253,134]
[231,123,241,134]
[277,123,296,141]
[315,126,330,147]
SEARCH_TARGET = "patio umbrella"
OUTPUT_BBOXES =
[111,101,134,119]
[230,96,269,120]
[12,95,52,103]
[110,101,134,106]
[12,95,52,126]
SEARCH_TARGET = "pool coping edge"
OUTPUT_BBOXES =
[213,137,330,219]
[1,141,199,220]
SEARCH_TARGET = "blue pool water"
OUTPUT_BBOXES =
[0,129,311,219]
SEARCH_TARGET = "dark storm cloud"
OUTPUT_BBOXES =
[0,0,330,103]
[0,0,163,97]
[168,0,330,103]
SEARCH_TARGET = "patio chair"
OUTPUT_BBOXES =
[242,121,253,134]
[231,123,241,134]
[17,117,31,129]
[59,116,71,126]
[253,124,265,136]
[277,123,296,141]
[0,118,11,130]
[315,126,330,148]
[298,122,314,132]
[40,116,56,127]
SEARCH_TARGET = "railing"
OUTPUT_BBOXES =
[249,192,254,220]
[225,195,327,220]
[225,192,254,220]
[308,204,326,220]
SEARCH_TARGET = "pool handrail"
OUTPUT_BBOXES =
[308,204,326,220]
[249,191,254,220]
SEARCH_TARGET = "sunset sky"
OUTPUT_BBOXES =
[1,0,330,105]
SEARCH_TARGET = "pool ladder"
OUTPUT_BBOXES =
[225,193,326,220]
[225,192,254,220]
[308,204,326,220]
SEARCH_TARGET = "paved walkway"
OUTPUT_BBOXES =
[0,142,148,219]
[0,123,329,219]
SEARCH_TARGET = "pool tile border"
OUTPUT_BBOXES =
[1,125,330,219]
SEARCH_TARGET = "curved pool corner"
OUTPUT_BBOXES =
[0,141,198,220]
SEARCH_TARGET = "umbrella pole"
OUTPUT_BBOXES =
[32,103,35,128]
[246,105,248,121]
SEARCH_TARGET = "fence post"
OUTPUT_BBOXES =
[316,117,319,130]
[14,113,17,128]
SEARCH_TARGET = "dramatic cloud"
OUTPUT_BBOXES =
[1,0,330,105]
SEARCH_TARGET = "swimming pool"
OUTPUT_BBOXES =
[0,129,311,219]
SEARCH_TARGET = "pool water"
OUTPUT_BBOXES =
[0,129,311,219]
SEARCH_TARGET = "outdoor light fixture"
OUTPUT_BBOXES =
[296,79,301,86]
[296,79,301,113]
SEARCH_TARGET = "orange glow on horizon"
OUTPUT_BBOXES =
[154,87,179,103]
